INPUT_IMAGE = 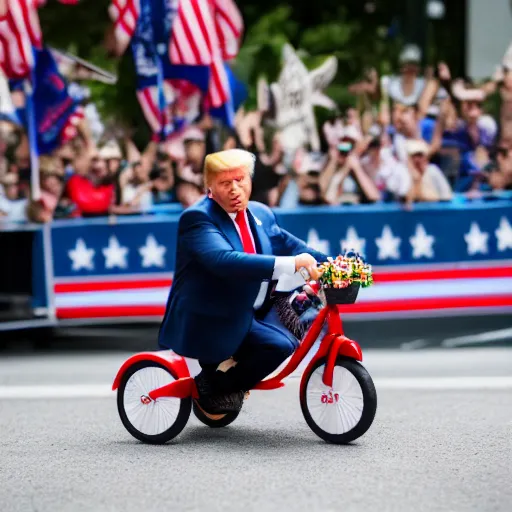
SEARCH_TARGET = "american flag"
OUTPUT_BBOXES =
[0,0,42,79]
[108,0,244,117]
[0,0,79,80]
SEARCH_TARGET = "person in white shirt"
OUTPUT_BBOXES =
[0,173,28,222]
[405,139,453,203]
[361,137,412,200]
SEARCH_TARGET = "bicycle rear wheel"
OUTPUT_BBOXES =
[117,360,191,444]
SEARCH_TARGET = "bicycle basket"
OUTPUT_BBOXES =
[322,282,360,305]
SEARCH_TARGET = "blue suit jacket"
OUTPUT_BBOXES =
[158,197,328,362]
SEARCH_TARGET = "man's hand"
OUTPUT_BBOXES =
[295,253,323,281]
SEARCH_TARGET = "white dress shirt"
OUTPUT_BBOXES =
[228,210,300,309]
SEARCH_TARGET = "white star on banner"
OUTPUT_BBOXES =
[307,228,330,255]
[495,217,512,252]
[68,238,95,271]
[409,224,435,259]
[139,235,166,268]
[340,226,366,256]
[375,225,401,260]
[464,222,489,256]
[102,236,129,269]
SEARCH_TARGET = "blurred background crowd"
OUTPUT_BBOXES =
[1,0,511,223]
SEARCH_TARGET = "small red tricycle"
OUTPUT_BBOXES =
[113,276,378,445]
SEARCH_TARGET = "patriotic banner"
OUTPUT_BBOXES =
[48,201,512,321]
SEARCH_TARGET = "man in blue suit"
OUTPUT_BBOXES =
[158,149,327,415]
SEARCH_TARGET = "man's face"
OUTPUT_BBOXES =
[497,146,512,174]
[107,158,121,174]
[400,62,419,77]
[185,140,206,164]
[337,149,350,165]
[411,152,428,171]
[4,182,19,201]
[209,166,252,214]
[90,156,108,180]
[133,163,148,182]
[42,175,63,197]
[392,104,406,128]
[462,100,482,122]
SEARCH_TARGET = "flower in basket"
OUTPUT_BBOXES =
[318,250,374,289]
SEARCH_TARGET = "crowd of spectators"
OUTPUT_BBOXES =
[1,46,511,224]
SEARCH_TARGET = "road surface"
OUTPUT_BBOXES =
[0,346,511,512]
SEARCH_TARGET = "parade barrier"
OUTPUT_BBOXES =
[0,199,511,330]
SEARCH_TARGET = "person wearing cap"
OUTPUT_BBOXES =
[175,126,207,207]
[405,139,452,203]
[385,45,426,107]
[319,137,380,205]
[158,148,328,415]
[98,140,123,176]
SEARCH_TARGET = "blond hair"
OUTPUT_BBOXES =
[203,149,256,187]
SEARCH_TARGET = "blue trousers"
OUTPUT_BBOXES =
[199,306,299,393]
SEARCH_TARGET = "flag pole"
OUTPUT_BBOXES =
[24,70,40,201]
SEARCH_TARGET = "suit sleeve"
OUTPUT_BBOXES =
[263,206,329,262]
[180,210,276,280]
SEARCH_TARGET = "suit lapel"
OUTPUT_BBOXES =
[247,208,272,255]
[207,199,272,255]
[208,198,244,252]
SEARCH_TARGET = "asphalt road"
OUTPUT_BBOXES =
[1,347,511,512]
[2,312,512,353]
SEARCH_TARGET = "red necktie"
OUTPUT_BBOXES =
[235,210,256,254]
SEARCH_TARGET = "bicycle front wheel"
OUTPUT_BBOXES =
[300,357,377,444]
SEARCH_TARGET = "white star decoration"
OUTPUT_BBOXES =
[375,225,401,260]
[464,222,489,255]
[68,238,95,271]
[102,235,129,269]
[258,44,337,152]
[341,226,366,256]
[409,224,435,259]
[307,228,330,255]
[495,217,512,252]
[139,235,166,268]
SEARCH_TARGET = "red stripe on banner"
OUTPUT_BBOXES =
[338,295,512,314]
[375,266,512,283]
[54,279,173,293]
[56,305,166,319]
[55,295,512,320]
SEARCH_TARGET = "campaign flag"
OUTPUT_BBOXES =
[128,0,211,136]
[10,47,83,154]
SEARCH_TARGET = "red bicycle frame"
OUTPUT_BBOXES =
[113,303,363,401]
